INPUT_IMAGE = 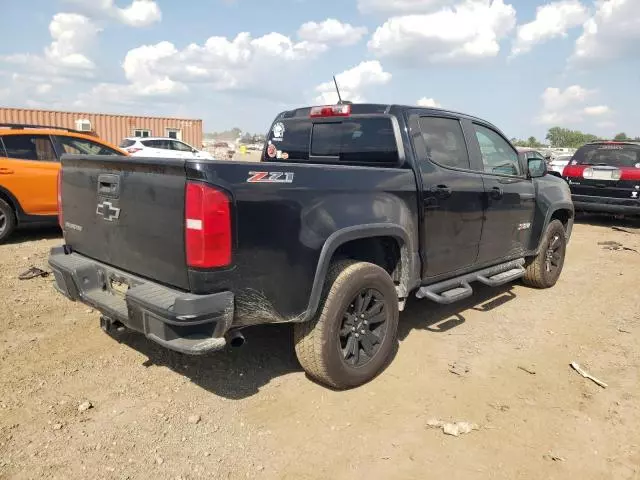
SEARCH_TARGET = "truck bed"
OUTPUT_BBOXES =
[59,155,420,324]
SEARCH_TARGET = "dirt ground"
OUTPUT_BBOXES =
[1,217,639,480]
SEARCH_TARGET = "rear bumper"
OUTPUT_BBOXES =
[572,194,640,215]
[48,247,234,355]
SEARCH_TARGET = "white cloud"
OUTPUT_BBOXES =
[298,19,367,46]
[357,0,455,14]
[66,0,161,27]
[417,97,442,107]
[36,84,53,95]
[573,0,640,63]
[1,13,99,74]
[314,61,392,104]
[596,121,615,129]
[368,0,516,64]
[116,0,161,27]
[537,85,611,124]
[77,31,332,107]
[583,105,611,116]
[46,13,99,69]
[511,0,589,56]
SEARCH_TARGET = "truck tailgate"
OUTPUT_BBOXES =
[60,155,190,291]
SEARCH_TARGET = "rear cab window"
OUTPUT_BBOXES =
[573,143,640,168]
[265,108,400,166]
[120,139,136,148]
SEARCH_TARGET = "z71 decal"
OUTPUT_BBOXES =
[247,171,294,184]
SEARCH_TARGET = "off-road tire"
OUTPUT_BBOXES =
[523,220,566,289]
[0,199,16,244]
[294,261,399,389]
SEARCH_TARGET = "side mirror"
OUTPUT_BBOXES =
[528,157,547,178]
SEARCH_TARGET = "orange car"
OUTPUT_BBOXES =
[0,124,127,243]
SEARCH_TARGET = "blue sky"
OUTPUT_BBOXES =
[1,0,639,140]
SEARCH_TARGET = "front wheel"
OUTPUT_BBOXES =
[294,261,399,389]
[0,199,16,244]
[523,219,567,288]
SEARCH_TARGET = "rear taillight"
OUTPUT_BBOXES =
[126,147,142,154]
[57,170,63,228]
[620,168,640,181]
[562,165,585,178]
[185,182,231,268]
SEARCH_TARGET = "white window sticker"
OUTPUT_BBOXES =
[272,122,285,142]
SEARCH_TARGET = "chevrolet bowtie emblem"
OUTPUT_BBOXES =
[96,201,121,221]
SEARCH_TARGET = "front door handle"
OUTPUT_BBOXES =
[431,185,452,199]
[490,186,503,200]
[0,168,14,175]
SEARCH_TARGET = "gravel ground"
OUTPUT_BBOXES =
[0,217,639,480]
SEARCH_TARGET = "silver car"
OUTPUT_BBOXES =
[548,154,573,175]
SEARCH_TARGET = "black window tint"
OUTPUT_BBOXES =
[473,124,521,176]
[143,139,170,149]
[311,123,341,157]
[171,141,192,152]
[120,139,135,148]
[56,136,120,156]
[2,134,56,161]
[310,117,398,164]
[265,119,311,161]
[574,144,640,167]
[418,117,470,169]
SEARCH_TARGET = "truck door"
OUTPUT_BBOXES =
[410,113,485,280]
[467,122,536,263]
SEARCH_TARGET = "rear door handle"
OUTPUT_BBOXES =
[431,185,452,199]
[490,186,503,200]
[0,168,14,175]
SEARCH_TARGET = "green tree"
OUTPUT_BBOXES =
[527,136,542,148]
[614,132,629,141]
[546,127,599,148]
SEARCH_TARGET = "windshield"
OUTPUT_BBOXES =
[573,144,640,168]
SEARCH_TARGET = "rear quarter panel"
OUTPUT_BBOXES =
[189,161,420,325]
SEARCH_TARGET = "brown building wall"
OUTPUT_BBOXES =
[0,108,203,148]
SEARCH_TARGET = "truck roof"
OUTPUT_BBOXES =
[277,103,500,131]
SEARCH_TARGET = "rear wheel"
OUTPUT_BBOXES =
[0,199,16,244]
[294,261,399,389]
[523,219,566,288]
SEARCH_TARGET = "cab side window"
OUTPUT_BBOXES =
[143,139,171,150]
[419,117,471,170]
[2,134,57,161]
[56,136,120,156]
[473,124,521,176]
[171,141,193,152]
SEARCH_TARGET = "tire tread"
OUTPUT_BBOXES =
[523,219,565,289]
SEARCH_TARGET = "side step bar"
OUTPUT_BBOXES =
[416,259,526,305]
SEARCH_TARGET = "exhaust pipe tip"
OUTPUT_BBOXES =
[227,331,245,348]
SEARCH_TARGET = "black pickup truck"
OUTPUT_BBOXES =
[50,103,574,389]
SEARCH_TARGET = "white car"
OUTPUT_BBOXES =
[120,137,214,160]
[548,154,573,174]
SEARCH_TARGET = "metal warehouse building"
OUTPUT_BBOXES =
[0,108,203,148]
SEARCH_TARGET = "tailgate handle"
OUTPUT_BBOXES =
[97,174,120,198]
